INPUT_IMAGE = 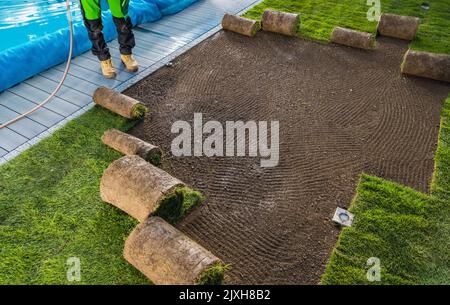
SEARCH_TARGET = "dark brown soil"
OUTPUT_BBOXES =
[124,31,450,284]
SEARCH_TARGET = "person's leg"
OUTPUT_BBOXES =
[79,0,111,61]
[80,0,116,78]
[108,0,135,55]
[107,0,138,72]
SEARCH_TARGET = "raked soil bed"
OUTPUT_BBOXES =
[124,31,450,284]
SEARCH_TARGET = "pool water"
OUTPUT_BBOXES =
[0,0,83,52]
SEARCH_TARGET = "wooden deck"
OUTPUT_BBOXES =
[0,0,261,165]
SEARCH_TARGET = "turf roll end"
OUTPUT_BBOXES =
[197,263,228,285]
[131,103,148,120]
[331,27,375,50]
[100,155,184,222]
[377,13,420,41]
[124,216,223,285]
[222,13,261,37]
[93,86,148,120]
[154,186,204,224]
[401,50,450,83]
[261,10,299,37]
[101,129,162,165]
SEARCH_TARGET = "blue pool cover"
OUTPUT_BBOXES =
[0,0,197,93]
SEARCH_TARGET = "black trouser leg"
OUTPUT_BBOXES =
[79,1,111,61]
[112,16,135,55]
[83,18,112,61]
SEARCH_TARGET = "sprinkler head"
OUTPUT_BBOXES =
[420,2,430,10]
[332,207,354,227]
[338,212,349,222]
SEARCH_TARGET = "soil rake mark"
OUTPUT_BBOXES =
[125,31,449,284]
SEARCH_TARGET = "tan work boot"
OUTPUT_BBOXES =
[100,59,117,79]
[121,54,139,72]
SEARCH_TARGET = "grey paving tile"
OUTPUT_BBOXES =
[8,83,81,116]
[55,62,126,86]
[0,92,64,129]
[98,47,157,68]
[0,147,7,157]
[39,69,98,98]
[134,30,187,48]
[0,104,19,122]
[157,15,217,30]
[0,104,47,140]
[138,25,194,43]
[143,22,207,39]
[165,10,220,24]
[109,41,166,63]
[0,113,47,140]
[27,108,64,128]
[125,38,173,57]
[25,75,92,106]
[0,127,28,151]
[70,56,134,82]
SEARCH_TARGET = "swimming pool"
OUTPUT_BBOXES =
[0,0,197,92]
[0,1,82,52]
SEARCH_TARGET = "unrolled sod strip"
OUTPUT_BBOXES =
[331,27,375,50]
[124,217,223,285]
[377,13,420,41]
[93,86,148,119]
[100,155,184,222]
[221,13,261,37]
[102,129,162,165]
[261,10,299,37]
[401,49,450,83]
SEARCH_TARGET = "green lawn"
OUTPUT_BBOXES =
[0,0,449,285]
[245,0,450,284]
[321,97,450,284]
[244,0,450,54]
[0,108,149,284]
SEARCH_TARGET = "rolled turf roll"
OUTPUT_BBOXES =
[124,216,224,285]
[93,86,148,119]
[401,49,450,83]
[331,27,375,50]
[261,10,299,37]
[100,155,184,222]
[377,13,420,41]
[221,13,261,37]
[102,129,162,165]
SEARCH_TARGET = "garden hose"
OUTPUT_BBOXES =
[0,0,74,129]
